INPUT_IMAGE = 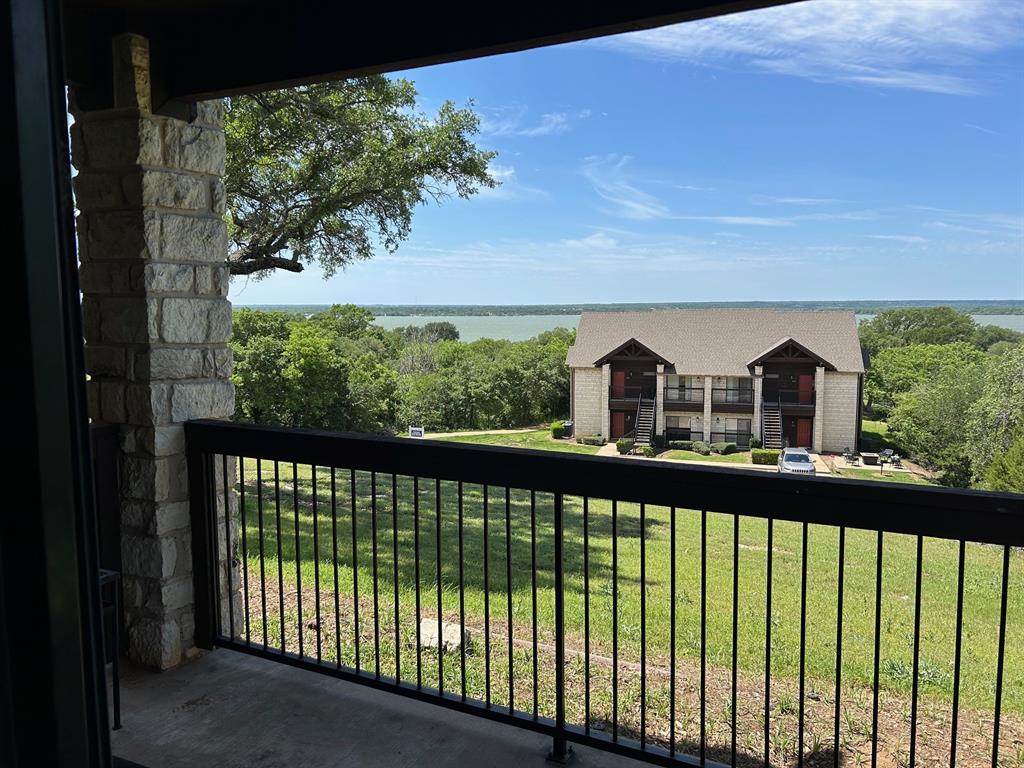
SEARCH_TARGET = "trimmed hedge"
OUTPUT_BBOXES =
[668,440,694,451]
[752,448,780,465]
[692,441,712,456]
[653,434,666,449]
[550,420,565,439]
[710,441,738,455]
[748,437,763,449]
[616,438,634,454]
[577,435,604,446]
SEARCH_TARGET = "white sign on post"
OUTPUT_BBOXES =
[409,426,425,439]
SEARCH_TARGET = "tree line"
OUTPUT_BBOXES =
[860,306,1022,490]
[231,305,572,435]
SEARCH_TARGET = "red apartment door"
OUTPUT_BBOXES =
[611,412,625,438]
[798,374,814,404]
[797,418,813,447]
[611,371,626,398]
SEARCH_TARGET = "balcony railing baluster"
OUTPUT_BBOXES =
[274,461,284,655]
[331,467,341,669]
[291,462,302,659]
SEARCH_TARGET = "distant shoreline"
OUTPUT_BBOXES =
[238,300,1024,316]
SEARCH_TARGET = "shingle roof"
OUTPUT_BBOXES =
[566,310,865,374]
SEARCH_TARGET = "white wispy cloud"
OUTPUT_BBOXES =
[866,234,928,244]
[563,232,619,249]
[908,206,1024,232]
[792,210,881,222]
[517,112,570,137]
[925,220,991,235]
[480,106,588,137]
[963,122,999,135]
[475,164,548,201]
[581,155,884,226]
[581,154,673,220]
[598,0,1024,95]
[752,195,842,206]
[677,215,794,227]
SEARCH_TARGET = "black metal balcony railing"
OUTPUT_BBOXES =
[711,387,754,405]
[771,388,816,406]
[664,386,704,404]
[186,419,1022,768]
[609,384,655,401]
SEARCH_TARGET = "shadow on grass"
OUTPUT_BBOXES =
[232,463,663,601]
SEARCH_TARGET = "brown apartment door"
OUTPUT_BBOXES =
[611,371,626,398]
[798,374,814,404]
[797,418,813,447]
[612,412,625,438]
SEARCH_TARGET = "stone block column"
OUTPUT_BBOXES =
[752,366,764,442]
[601,363,611,441]
[654,363,665,439]
[813,366,826,453]
[72,34,236,669]
[702,376,713,442]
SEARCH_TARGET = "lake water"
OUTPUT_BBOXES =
[373,314,581,341]
[372,313,1024,342]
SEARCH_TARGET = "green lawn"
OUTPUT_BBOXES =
[861,419,902,454]
[831,466,933,485]
[227,459,1021,762]
[661,449,749,464]
[439,429,601,455]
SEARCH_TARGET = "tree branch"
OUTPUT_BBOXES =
[229,255,305,276]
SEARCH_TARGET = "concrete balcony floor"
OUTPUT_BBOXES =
[112,650,630,768]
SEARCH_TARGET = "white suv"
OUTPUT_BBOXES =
[778,447,816,475]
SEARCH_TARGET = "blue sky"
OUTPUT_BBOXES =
[231,0,1024,306]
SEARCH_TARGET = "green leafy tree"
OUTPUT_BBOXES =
[966,345,1024,478]
[971,324,1023,351]
[224,79,496,277]
[986,340,1020,357]
[864,342,986,416]
[397,322,460,344]
[279,323,350,429]
[859,306,976,359]
[888,361,986,486]
[233,333,289,424]
[309,304,376,338]
[232,308,295,346]
[345,355,399,433]
[982,431,1024,493]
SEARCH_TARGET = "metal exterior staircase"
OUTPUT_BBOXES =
[762,399,782,449]
[634,397,655,448]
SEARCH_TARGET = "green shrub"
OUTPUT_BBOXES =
[577,435,604,446]
[653,434,666,449]
[550,420,565,439]
[616,438,634,454]
[752,448,780,465]
[748,437,762,449]
[642,445,656,458]
[710,441,738,455]
[668,440,694,451]
[692,441,712,456]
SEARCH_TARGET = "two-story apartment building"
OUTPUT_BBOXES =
[566,310,865,452]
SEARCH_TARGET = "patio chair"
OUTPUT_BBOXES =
[843,447,858,465]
